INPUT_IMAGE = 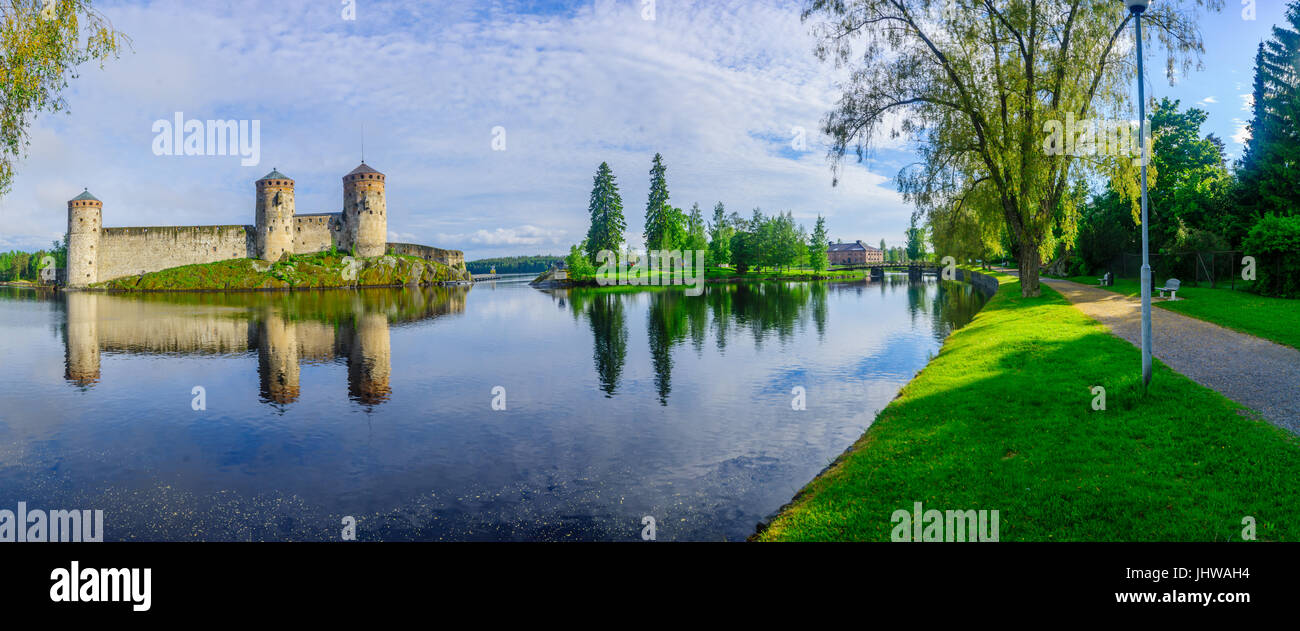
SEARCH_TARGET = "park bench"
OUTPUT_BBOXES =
[1097,272,1112,287]
[1157,278,1181,300]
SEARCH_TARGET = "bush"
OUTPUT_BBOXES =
[1241,214,1300,298]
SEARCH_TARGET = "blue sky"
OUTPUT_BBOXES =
[0,0,1289,259]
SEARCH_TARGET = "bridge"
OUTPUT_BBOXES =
[834,262,943,278]
[471,274,502,281]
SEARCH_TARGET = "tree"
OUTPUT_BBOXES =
[707,202,733,267]
[566,241,596,280]
[1235,3,1300,235]
[1,1,128,196]
[905,217,927,262]
[643,153,672,251]
[584,162,626,264]
[803,0,1217,296]
[809,216,830,272]
[683,202,709,257]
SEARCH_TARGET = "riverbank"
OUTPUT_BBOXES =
[755,273,1300,541]
[87,251,472,291]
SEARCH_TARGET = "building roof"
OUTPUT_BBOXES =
[258,168,292,182]
[828,240,881,252]
[347,162,382,176]
[70,188,100,202]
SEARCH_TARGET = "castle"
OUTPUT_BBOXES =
[65,163,465,288]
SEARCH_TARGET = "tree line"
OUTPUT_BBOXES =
[465,256,563,275]
[570,153,916,279]
[0,241,65,283]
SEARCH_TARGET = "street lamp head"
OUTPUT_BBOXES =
[1125,0,1150,14]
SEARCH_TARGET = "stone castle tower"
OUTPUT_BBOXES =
[66,189,102,288]
[342,162,387,258]
[255,169,296,262]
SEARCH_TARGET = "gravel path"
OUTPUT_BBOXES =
[1040,277,1300,434]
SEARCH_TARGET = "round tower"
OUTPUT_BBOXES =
[67,189,102,288]
[343,162,387,258]
[255,169,296,262]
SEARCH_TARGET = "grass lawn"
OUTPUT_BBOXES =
[757,274,1300,541]
[1065,275,1300,350]
[94,251,467,291]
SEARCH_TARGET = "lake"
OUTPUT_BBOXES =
[0,274,986,541]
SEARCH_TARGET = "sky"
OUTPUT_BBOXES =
[0,0,1290,260]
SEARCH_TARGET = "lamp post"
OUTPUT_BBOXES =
[1126,0,1153,388]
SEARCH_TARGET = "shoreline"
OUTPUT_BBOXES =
[752,271,1300,542]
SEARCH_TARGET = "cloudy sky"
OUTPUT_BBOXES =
[0,0,1288,259]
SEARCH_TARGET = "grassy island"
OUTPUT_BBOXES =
[756,273,1300,542]
[90,250,471,291]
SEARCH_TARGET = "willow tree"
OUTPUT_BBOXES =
[805,0,1219,296]
[1,1,128,196]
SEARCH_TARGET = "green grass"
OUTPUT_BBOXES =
[1065,275,1300,350]
[757,274,1300,541]
[94,251,469,291]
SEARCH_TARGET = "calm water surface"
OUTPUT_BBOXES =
[0,275,985,540]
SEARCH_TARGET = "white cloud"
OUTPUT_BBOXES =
[0,0,915,259]
[436,225,569,247]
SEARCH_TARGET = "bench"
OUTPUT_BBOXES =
[1157,278,1181,300]
[1097,272,1112,287]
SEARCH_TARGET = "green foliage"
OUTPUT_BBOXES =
[681,202,709,257]
[584,162,626,264]
[642,153,672,251]
[804,0,1217,296]
[808,216,829,272]
[565,241,597,280]
[707,202,733,267]
[1,1,130,196]
[1235,6,1300,232]
[466,255,562,275]
[0,239,65,282]
[1242,214,1300,298]
[96,251,466,291]
[905,218,927,262]
[760,275,1300,542]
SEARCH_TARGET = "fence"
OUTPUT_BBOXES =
[1104,251,1261,289]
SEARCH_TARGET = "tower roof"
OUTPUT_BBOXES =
[347,162,382,176]
[258,168,292,182]
[70,188,100,202]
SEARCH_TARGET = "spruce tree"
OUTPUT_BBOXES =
[809,216,829,272]
[643,154,670,251]
[585,162,626,264]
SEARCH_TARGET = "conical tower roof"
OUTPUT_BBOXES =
[70,188,100,202]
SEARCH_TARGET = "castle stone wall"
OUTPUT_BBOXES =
[387,242,466,269]
[97,225,255,283]
[294,213,343,254]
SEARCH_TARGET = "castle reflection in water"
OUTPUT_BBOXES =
[62,287,468,406]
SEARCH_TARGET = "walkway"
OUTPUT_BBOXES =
[1039,277,1300,434]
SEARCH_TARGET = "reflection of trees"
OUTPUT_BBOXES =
[647,293,689,406]
[586,293,628,397]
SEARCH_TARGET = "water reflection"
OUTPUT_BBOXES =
[60,287,468,406]
[557,275,988,407]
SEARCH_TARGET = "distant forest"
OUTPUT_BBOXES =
[466,255,563,275]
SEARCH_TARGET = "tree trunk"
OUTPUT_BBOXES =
[1018,243,1041,297]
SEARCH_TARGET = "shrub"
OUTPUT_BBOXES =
[1241,214,1300,298]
